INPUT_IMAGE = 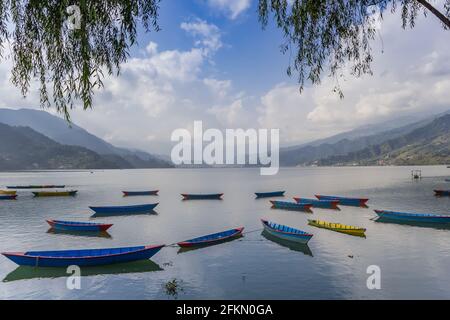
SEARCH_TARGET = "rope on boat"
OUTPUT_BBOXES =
[242,228,263,235]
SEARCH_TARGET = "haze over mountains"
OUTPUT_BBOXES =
[279,110,450,166]
[0,108,448,170]
[0,108,172,170]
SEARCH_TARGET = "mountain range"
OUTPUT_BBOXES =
[0,108,172,170]
[0,107,448,170]
[279,111,450,166]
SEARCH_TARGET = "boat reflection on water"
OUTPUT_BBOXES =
[375,217,450,230]
[177,234,244,254]
[47,228,112,239]
[3,260,163,282]
[261,230,313,257]
[91,210,158,218]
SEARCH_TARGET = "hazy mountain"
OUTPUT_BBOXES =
[0,108,172,168]
[0,123,120,170]
[316,114,450,166]
[280,110,450,166]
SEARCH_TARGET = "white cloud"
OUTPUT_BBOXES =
[0,6,449,154]
[203,78,231,99]
[257,9,450,145]
[180,19,223,53]
[206,0,252,19]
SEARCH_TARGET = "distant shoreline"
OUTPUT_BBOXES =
[0,164,448,173]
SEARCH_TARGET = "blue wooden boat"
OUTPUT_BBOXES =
[123,190,159,196]
[375,210,450,224]
[46,220,113,232]
[0,195,17,200]
[434,190,450,196]
[315,195,368,206]
[261,219,313,244]
[89,203,158,214]
[255,191,285,198]
[178,227,244,247]
[270,200,313,211]
[293,197,339,209]
[2,244,164,267]
[181,193,223,200]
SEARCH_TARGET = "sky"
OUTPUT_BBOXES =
[0,0,449,155]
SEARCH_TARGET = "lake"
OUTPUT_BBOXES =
[0,166,449,299]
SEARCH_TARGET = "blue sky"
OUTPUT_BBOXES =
[0,0,449,154]
[143,0,294,93]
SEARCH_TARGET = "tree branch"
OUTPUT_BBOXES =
[416,0,450,28]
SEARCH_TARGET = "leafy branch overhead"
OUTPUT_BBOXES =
[0,1,449,119]
[0,0,160,120]
[258,0,450,97]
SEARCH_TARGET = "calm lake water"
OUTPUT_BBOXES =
[0,166,449,299]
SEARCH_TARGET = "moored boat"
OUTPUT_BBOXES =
[7,185,65,189]
[181,193,223,200]
[374,209,450,224]
[308,219,366,237]
[255,191,285,198]
[33,190,78,197]
[177,227,244,248]
[89,203,158,215]
[0,190,16,195]
[315,195,369,206]
[270,200,313,212]
[294,197,339,209]
[261,219,313,244]
[434,190,450,196]
[2,244,164,267]
[0,195,17,200]
[46,220,113,232]
[123,190,159,196]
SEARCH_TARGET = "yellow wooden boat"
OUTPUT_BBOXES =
[32,190,78,197]
[0,190,17,195]
[308,219,366,237]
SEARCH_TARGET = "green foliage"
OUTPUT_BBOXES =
[258,0,450,97]
[0,0,160,120]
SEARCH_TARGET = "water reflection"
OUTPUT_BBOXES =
[374,217,450,230]
[3,260,163,282]
[261,231,313,257]
[46,228,112,239]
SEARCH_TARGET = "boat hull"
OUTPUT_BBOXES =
[308,219,366,237]
[261,220,312,244]
[375,210,450,224]
[2,245,164,267]
[0,195,17,200]
[178,227,244,248]
[89,203,158,214]
[46,220,113,232]
[7,185,65,189]
[315,195,368,206]
[181,193,223,200]
[33,191,77,197]
[294,197,339,209]
[0,190,17,195]
[123,190,159,196]
[434,190,450,196]
[255,191,285,198]
[270,200,313,212]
